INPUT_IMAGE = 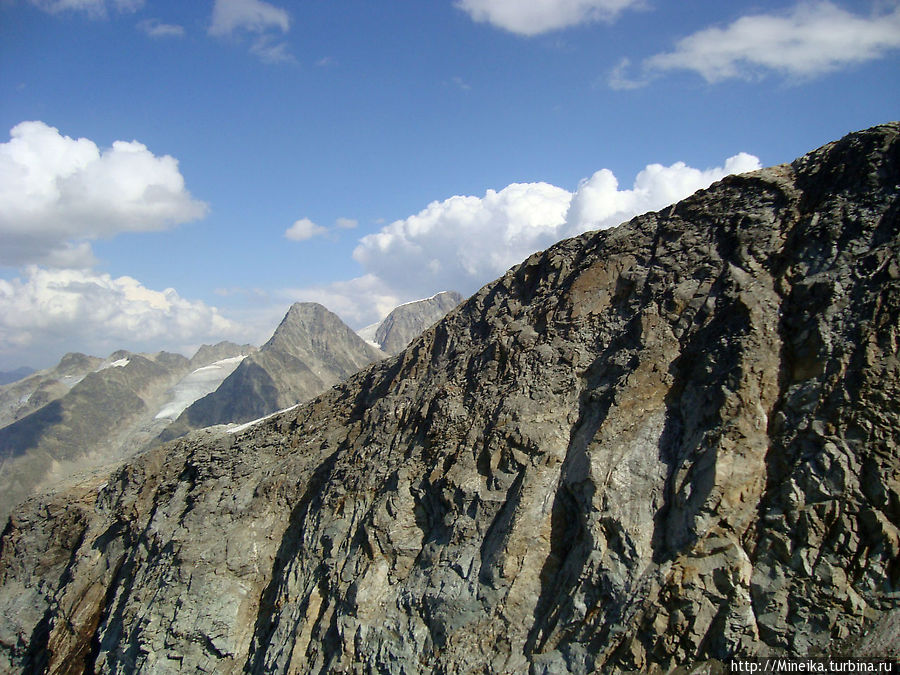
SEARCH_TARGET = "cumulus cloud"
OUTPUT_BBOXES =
[209,0,293,62]
[613,2,900,87]
[456,0,643,36]
[284,218,328,241]
[137,18,185,38]
[28,0,143,16]
[0,267,243,367]
[354,182,572,298]
[0,121,208,268]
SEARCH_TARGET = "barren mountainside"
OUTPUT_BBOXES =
[373,291,465,354]
[1,123,899,673]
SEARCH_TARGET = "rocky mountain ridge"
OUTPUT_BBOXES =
[1,123,899,673]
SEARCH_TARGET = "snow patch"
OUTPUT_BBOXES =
[226,404,300,434]
[96,358,130,371]
[356,321,382,349]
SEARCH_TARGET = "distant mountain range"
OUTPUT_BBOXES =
[0,293,463,521]
[158,302,386,442]
[0,342,255,522]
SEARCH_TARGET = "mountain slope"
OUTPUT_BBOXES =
[363,290,464,354]
[0,353,103,429]
[0,343,254,523]
[159,303,385,440]
[1,123,899,673]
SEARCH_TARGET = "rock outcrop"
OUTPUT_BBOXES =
[0,353,103,430]
[1,123,899,674]
[159,303,385,441]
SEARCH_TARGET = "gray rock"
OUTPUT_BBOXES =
[2,122,900,674]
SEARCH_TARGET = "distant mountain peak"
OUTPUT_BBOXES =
[364,290,464,354]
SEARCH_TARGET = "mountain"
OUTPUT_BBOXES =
[0,343,254,523]
[159,302,385,441]
[2,123,899,673]
[0,353,103,429]
[0,367,34,386]
[359,290,464,354]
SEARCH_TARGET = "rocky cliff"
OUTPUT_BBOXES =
[1,123,899,674]
[159,303,385,441]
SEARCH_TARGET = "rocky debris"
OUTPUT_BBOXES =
[159,303,386,442]
[365,291,465,355]
[1,123,899,674]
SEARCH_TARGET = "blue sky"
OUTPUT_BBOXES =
[1,0,898,369]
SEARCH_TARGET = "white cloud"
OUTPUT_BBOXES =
[28,0,143,16]
[335,217,358,230]
[249,34,294,64]
[0,267,244,367]
[209,0,289,36]
[138,18,185,38]
[284,152,761,328]
[456,0,643,36]
[284,218,328,241]
[353,182,572,299]
[617,2,900,86]
[0,121,208,268]
[209,0,293,62]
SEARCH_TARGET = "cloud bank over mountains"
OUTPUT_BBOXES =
[0,123,239,368]
[295,152,762,326]
[0,267,238,366]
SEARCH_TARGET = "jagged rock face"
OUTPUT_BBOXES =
[159,304,385,441]
[374,291,465,354]
[1,124,899,674]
